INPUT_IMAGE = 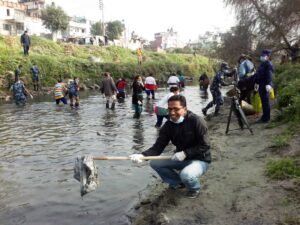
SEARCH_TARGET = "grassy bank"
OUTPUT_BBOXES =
[0,35,214,89]
[266,63,300,187]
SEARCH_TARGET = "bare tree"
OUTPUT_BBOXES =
[224,0,300,54]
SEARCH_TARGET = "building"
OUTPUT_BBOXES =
[0,0,49,36]
[150,28,185,52]
[0,0,27,35]
[0,0,92,39]
[63,16,91,39]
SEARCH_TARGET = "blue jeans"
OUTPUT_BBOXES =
[150,159,209,191]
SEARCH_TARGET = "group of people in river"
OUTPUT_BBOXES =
[129,49,274,200]
[10,49,274,199]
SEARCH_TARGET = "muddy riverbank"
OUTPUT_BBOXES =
[129,98,300,225]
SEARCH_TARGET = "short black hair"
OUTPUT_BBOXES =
[169,86,179,92]
[168,95,186,107]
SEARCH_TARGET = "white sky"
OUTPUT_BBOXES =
[49,0,236,42]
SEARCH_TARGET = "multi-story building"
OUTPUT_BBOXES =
[0,0,27,35]
[64,16,91,38]
[0,0,92,39]
[0,0,49,35]
[151,28,185,52]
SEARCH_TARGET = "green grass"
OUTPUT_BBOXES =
[274,64,300,124]
[272,133,292,148]
[0,35,214,88]
[266,158,300,180]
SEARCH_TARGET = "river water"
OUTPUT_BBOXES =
[0,86,212,225]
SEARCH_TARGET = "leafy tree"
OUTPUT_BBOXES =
[224,0,300,54]
[90,22,103,36]
[41,4,69,40]
[105,20,125,41]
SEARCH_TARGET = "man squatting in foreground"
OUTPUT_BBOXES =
[130,95,211,198]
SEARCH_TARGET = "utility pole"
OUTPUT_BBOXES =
[99,0,105,36]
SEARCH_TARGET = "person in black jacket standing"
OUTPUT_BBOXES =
[130,95,211,198]
[20,30,31,56]
[131,75,145,118]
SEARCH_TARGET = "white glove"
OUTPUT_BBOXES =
[171,151,186,161]
[129,154,144,163]
[254,84,259,92]
[265,85,272,93]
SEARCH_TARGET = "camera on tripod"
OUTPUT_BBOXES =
[225,82,253,135]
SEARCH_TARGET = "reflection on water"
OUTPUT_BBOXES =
[132,120,144,151]
[0,86,213,225]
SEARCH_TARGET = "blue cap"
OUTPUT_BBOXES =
[261,49,272,56]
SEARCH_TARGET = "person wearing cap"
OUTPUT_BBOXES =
[253,49,274,123]
[202,62,231,116]
[11,76,33,106]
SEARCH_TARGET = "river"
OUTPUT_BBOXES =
[0,86,212,225]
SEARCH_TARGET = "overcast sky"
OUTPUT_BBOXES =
[48,0,236,42]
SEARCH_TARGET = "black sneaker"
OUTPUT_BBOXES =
[186,190,200,199]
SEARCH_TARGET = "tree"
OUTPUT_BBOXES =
[224,0,300,54]
[41,4,69,40]
[105,20,125,41]
[90,22,103,36]
[216,22,254,64]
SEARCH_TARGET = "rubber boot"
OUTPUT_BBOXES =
[111,102,115,110]
[214,108,220,116]
[106,101,109,109]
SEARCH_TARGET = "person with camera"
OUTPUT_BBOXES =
[202,62,231,116]
[130,95,211,198]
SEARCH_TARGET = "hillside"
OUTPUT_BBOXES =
[0,35,214,91]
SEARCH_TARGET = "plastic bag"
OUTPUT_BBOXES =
[251,92,262,113]
[269,88,275,100]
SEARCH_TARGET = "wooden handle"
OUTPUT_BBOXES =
[93,156,172,160]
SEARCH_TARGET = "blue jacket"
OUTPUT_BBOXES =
[21,33,31,46]
[210,71,227,91]
[253,61,273,86]
[239,59,254,79]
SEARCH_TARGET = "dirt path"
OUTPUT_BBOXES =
[129,99,299,225]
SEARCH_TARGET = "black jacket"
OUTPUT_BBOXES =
[142,111,211,163]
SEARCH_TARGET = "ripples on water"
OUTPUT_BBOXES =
[0,86,212,225]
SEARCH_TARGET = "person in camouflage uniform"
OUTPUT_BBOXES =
[202,62,230,116]
[11,77,32,106]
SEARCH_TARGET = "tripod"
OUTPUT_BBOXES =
[225,92,253,135]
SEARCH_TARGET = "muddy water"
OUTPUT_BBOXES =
[0,86,212,225]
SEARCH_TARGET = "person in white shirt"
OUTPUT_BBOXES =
[154,86,180,128]
[144,73,157,99]
[167,73,180,87]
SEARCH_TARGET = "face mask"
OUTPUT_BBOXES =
[170,116,184,124]
[260,56,267,62]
